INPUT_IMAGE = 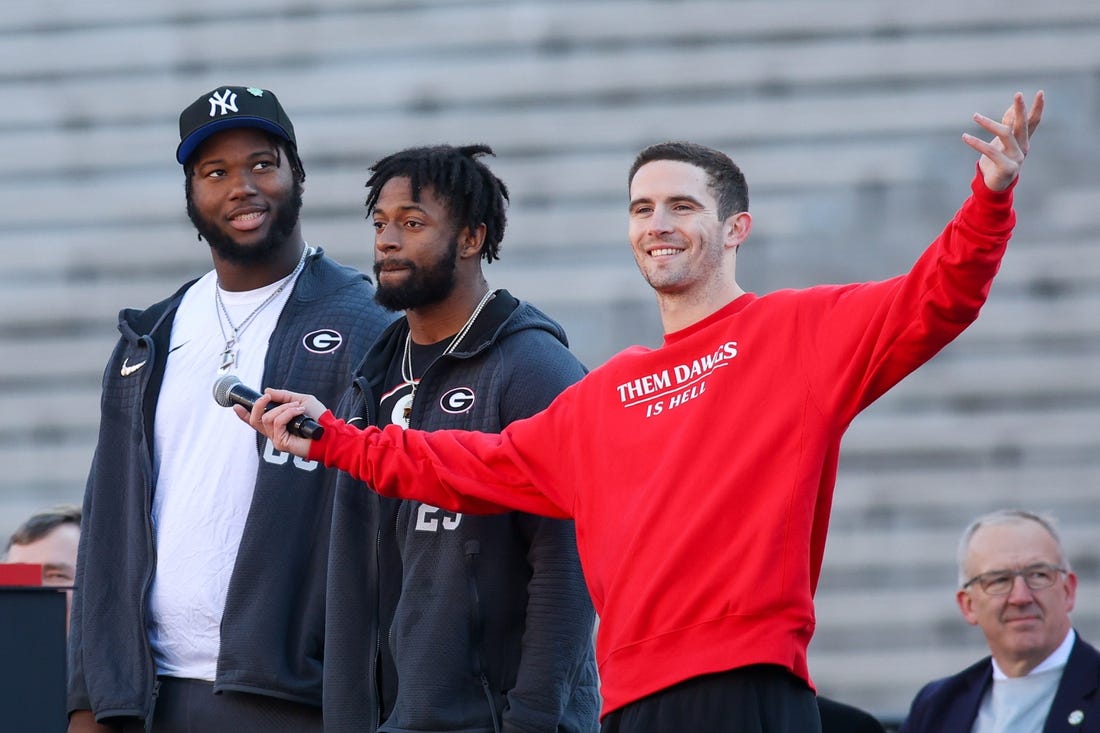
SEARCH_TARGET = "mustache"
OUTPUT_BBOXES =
[374,258,415,275]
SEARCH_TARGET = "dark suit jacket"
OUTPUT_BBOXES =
[900,632,1100,733]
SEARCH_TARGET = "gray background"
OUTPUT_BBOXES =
[3,0,1100,719]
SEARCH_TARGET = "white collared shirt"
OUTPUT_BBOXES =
[973,628,1075,733]
[991,627,1075,680]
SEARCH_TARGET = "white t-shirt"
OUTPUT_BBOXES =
[147,266,299,680]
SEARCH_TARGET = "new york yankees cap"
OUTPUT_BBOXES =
[176,85,297,165]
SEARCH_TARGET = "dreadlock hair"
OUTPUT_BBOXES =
[364,144,509,263]
[628,141,749,221]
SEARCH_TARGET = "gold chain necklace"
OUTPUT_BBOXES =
[400,289,495,425]
[215,247,309,374]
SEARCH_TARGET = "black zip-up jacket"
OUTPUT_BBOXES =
[324,290,600,733]
[68,249,395,726]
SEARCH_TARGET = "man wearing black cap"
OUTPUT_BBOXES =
[67,86,394,732]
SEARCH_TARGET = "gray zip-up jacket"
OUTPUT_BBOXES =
[324,290,600,733]
[68,250,395,726]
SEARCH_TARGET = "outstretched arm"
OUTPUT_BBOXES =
[967,90,1043,191]
[238,387,572,517]
[804,91,1044,419]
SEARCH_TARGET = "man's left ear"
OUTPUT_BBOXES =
[460,224,487,259]
[724,212,752,252]
[1064,571,1078,613]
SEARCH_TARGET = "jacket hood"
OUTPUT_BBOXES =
[364,289,569,373]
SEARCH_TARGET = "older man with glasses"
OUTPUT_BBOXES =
[899,509,1100,733]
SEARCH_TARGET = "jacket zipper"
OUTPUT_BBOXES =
[354,378,386,730]
[137,336,160,731]
[464,540,501,733]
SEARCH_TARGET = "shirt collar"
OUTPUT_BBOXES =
[991,628,1075,680]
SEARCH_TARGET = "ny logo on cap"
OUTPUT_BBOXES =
[207,89,239,117]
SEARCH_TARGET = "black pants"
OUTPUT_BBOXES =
[600,665,821,733]
[119,677,323,733]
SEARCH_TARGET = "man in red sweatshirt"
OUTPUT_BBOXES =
[240,91,1043,733]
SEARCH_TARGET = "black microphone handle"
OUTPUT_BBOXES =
[285,412,324,441]
[248,389,324,440]
[220,378,324,440]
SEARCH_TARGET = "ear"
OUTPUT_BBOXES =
[459,224,487,259]
[956,588,980,626]
[1063,571,1078,614]
[723,211,752,252]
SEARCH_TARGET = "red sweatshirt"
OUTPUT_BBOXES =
[311,171,1015,716]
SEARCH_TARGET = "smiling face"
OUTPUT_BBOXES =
[627,159,750,307]
[629,160,725,294]
[186,127,302,265]
[957,519,1076,676]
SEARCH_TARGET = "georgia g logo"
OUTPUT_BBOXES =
[440,387,476,414]
[302,329,343,354]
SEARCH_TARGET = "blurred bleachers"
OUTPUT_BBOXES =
[2,0,1099,721]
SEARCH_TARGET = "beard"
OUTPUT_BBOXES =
[373,236,460,312]
[187,181,303,265]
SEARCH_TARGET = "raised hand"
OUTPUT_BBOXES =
[964,91,1044,192]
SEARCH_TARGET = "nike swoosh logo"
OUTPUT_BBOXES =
[120,358,147,377]
[168,340,189,355]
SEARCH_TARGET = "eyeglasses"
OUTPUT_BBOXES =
[962,563,1067,595]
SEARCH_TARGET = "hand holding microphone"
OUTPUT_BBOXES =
[213,374,325,440]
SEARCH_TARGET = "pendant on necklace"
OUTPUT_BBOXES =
[402,387,415,426]
[218,339,238,374]
[400,383,416,428]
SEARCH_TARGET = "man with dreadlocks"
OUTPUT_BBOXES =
[322,144,599,733]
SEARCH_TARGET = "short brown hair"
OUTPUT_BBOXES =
[5,504,82,555]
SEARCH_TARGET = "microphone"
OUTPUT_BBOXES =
[212,374,324,440]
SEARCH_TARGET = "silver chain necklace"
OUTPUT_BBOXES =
[215,247,309,374]
[400,289,495,425]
